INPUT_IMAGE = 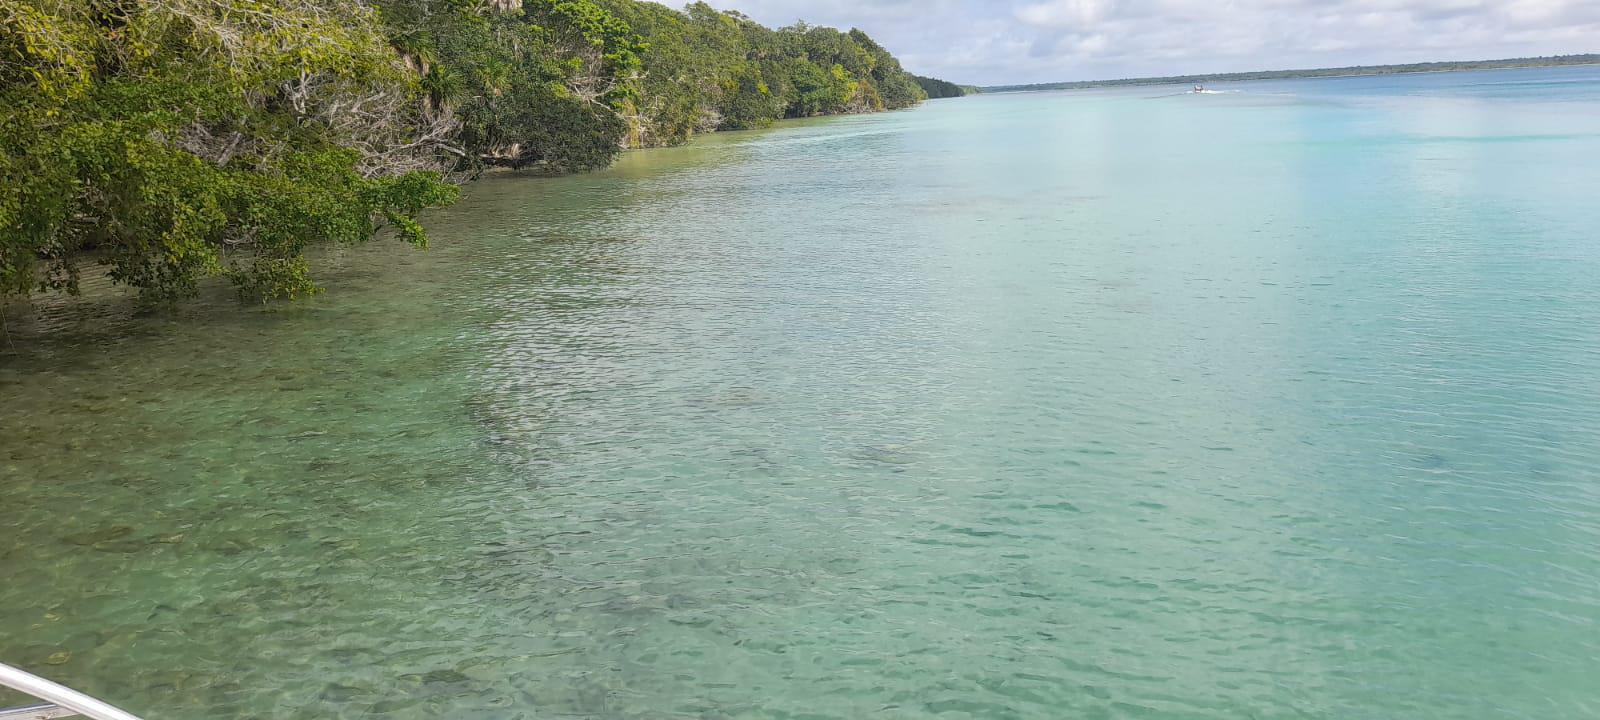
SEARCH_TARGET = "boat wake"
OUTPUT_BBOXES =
[1147,88,1243,99]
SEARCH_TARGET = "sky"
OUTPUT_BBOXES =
[702,0,1600,86]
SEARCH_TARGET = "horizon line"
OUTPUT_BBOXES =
[964,52,1600,91]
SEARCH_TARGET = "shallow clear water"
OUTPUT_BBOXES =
[4,65,1600,719]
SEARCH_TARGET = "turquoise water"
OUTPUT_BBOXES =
[4,65,1600,718]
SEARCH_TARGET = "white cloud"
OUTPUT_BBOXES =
[701,0,1600,85]
[1015,0,1119,28]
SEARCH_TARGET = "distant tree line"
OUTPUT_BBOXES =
[913,74,976,99]
[983,54,1600,93]
[0,0,957,303]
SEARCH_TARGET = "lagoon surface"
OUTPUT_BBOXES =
[4,66,1600,719]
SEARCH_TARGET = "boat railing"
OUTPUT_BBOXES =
[0,663,144,720]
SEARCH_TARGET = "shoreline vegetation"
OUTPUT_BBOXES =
[0,0,955,305]
[982,54,1600,93]
[912,75,979,99]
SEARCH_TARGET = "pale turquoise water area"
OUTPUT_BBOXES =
[4,65,1600,718]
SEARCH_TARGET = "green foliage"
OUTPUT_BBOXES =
[375,0,643,172]
[1,0,928,305]
[592,1,926,146]
[913,74,970,99]
[0,0,459,304]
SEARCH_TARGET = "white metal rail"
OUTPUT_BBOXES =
[0,663,143,720]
